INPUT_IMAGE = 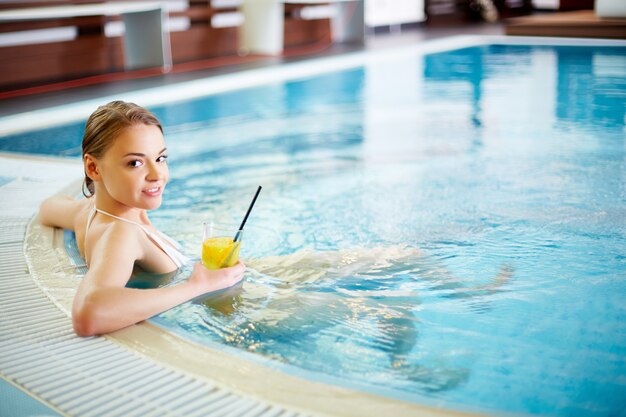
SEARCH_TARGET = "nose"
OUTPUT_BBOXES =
[145,161,166,182]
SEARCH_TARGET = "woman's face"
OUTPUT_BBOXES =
[96,124,169,211]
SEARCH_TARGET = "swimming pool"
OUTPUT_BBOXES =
[3,37,626,417]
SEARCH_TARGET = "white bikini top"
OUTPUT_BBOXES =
[85,207,190,270]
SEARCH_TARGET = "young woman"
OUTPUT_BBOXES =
[40,101,245,337]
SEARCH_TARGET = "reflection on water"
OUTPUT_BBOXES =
[162,246,511,397]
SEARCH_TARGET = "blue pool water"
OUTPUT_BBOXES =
[4,43,626,416]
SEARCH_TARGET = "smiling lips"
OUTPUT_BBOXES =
[143,186,163,197]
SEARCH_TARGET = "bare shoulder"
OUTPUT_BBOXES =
[40,195,89,231]
[89,220,143,267]
[86,220,144,287]
[71,198,92,230]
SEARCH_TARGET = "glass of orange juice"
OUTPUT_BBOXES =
[202,222,242,270]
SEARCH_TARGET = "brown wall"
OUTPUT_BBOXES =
[0,1,332,91]
[559,0,594,10]
[425,0,532,25]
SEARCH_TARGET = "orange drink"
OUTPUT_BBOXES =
[202,237,241,270]
[202,223,242,270]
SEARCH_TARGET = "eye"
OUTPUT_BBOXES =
[128,159,143,168]
[157,155,168,163]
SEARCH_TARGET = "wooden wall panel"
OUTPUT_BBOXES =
[284,18,332,48]
[0,37,125,88]
[170,26,239,63]
[0,2,333,91]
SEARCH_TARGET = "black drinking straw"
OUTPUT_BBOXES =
[233,185,262,243]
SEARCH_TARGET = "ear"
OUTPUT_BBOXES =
[84,154,101,182]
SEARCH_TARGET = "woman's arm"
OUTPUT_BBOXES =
[40,195,86,230]
[72,223,244,336]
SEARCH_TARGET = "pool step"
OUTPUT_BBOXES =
[0,177,313,417]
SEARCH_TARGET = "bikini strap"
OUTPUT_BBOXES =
[84,206,98,262]
[95,208,151,233]
[85,206,97,234]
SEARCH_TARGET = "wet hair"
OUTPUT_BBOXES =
[81,100,163,197]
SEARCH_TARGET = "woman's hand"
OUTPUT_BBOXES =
[189,261,245,295]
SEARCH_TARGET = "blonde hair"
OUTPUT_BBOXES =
[82,101,163,197]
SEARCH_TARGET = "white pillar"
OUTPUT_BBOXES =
[240,0,285,55]
[595,0,626,18]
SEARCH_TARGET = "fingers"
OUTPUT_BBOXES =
[193,261,245,283]
[194,261,245,272]
[230,261,246,282]
[208,261,245,283]
[224,260,245,275]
